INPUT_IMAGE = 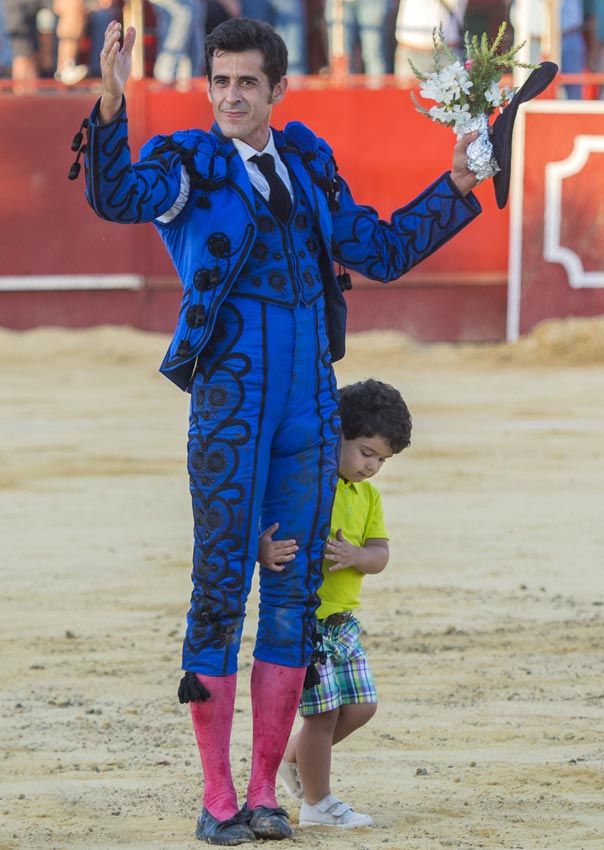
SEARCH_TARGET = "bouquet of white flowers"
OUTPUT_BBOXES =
[411,23,534,181]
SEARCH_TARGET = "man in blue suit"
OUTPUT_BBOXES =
[85,17,480,844]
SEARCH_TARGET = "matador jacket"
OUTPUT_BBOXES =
[84,97,482,391]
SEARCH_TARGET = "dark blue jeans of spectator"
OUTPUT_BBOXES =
[241,0,307,74]
[0,0,13,68]
[326,0,389,76]
[151,0,206,82]
[88,7,115,77]
[562,29,585,100]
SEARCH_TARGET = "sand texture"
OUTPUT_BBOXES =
[1,318,603,850]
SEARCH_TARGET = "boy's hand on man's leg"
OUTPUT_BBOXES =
[258,522,299,572]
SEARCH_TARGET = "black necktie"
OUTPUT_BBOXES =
[250,153,292,223]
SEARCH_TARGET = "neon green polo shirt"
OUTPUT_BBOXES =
[316,477,388,618]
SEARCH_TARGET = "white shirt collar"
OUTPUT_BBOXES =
[232,130,279,163]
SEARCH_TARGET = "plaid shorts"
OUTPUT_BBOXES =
[299,613,377,716]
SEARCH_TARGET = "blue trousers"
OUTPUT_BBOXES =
[183,296,340,675]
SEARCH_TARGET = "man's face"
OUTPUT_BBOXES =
[207,49,287,150]
[338,434,394,484]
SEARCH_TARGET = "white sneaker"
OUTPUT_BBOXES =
[299,794,373,828]
[277,760,304,802]
[55,61,88,86]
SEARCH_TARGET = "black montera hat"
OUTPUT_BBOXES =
[491,61,558,209]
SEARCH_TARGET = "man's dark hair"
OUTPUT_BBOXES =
[205,17,288,90]
[339,379,412,454]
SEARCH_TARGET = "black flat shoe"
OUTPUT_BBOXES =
[243,804,292,840]
[195,808,256,845]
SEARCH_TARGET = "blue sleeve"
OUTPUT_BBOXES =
[84,97,185,224]
[330,172,481,281]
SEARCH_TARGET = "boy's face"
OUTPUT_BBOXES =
[339,434,394,483]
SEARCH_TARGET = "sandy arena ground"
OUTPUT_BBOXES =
[1,319,603,850]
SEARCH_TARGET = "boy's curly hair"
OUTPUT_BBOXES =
[339,379,411,454]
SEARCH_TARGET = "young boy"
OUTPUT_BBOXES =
[258,378,412,828]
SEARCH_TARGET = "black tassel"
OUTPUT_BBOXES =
[68,161,81,181]
[337,265,352,292]
[303,663,321,690]
[337,271,352,292]
[177,671,211,704]
[70,118,89,151]
[67,145,86,181]
[68,118,89,181]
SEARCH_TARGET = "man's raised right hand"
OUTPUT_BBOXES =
[99,21,136,124]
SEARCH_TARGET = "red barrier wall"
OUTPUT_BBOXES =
[0,80,508,339]
[508,102,604,339]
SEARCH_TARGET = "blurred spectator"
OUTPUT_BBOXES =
[508,0,545,64]
[1,0,13,75]
[559,0,587,98]
[4,0,48,87]
[385,0,400,74]
[35,0,55,74]
[306,0,328,73]
[464,0,512,42]
[207,0,242,32]
[585,0,604,97]
[53,0,88,83]
[149,0,206,84]
[395,0,468,78]
[4,0,91,87]
[240,0,307,73]
[86,0,119,77]
[326,0,390,78]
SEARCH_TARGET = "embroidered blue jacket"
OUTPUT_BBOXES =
[84,97,481,390]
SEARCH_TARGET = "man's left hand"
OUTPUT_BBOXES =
[451,131,480,196]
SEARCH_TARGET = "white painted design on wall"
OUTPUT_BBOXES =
[543,135,604,288]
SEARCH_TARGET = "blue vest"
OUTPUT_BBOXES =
[230,173,324,307]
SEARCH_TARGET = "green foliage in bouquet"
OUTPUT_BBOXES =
[411,22,536,127]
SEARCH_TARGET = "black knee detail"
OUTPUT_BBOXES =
[303,663,321,690]
[303,632,327,690]
[178,671,211,703]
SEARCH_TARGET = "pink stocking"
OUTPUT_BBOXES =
[190,672,239,821]
[247,660,306,809]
